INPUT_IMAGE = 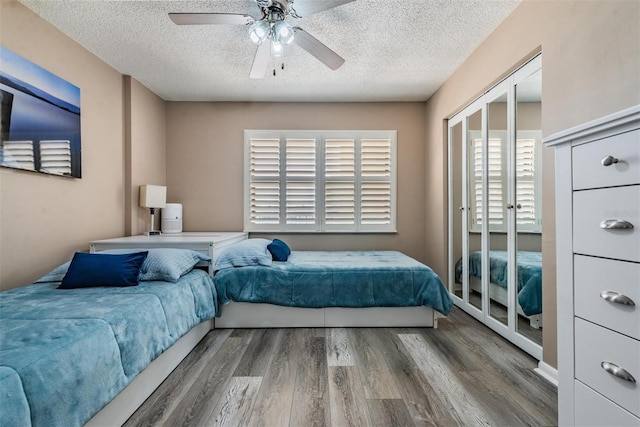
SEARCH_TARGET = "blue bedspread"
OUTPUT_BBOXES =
[214,251,452,315]
[0,269,217,427]
[455,250,542,316]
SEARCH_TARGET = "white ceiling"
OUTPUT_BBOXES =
[17,0,522,102]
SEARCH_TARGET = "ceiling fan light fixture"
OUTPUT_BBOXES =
[274,20,294,45]
[271,39,285,57]
[248,20,270,45]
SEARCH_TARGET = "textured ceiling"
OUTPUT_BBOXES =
[17,0,522,102]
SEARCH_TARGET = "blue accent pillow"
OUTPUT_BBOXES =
[267,238,291,261]
[58,252,148,289]
[214,238,273,272]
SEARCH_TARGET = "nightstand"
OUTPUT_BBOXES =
[90,232,248,276]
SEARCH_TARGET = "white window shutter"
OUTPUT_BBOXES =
[515,136,540,229]
[245,130,396,232]
[39,140,71,175]
[325,138,355,226]
[1,140,34,170]
[361,138,392,225]
[249,137,280,225]
[285,138,315,225]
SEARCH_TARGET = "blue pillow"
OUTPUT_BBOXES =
[214,238,272,272]
[58,252,148,289]
[267,238,291,261]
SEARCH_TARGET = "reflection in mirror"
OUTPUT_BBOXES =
[515,68,542,345]
[486,92,509,326]
[451,122,463,299]
[466,108,482,311]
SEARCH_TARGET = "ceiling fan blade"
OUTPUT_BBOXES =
[293,27,345,70]
[289,0,356,17]
[169,13,254,26]
[250,42,271,79]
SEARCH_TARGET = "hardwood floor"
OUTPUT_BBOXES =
[125,307,557,427]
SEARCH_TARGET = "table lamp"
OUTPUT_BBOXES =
[139,185,166,235]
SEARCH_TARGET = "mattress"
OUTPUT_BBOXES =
[214,250,453,315]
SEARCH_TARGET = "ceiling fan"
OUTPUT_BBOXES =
[169,0,356,79]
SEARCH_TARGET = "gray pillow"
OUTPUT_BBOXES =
[214,238,272,273]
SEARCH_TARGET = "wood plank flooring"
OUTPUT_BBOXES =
[125,307,557,426]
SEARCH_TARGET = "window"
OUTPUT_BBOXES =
[245,130,396,233]
[468,130,542,233]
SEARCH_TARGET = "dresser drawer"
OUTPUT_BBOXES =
[575,380,640,426]
[574,255,640,340]
[573,129,640,190]
[573,185,640,262]
[575,318,640,417]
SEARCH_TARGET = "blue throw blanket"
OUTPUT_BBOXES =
[214,251,453,315]
[455,250,542,316]
[0,269,217,427]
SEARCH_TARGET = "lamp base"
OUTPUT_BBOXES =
[144,230,162,236]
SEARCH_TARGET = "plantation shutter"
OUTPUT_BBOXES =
[39,140,71,175]
[515,136,540,230]
[1,140,34,170]
[469,136,505,231]
[487,137,506,230]
[361,138,392,225]
[285,138,316,225]
[468,131,540,233]
[325,138,355,226]
[245,130,396,232]
[249,137,280,225]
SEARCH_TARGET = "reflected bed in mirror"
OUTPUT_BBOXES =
[0,46,81,178]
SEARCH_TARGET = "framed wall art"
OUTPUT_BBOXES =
[0,46,81,178]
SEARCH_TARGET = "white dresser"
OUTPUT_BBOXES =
[90,232,248,276]
[545,106,640,426]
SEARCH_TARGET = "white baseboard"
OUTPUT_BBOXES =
[534,361,558,387]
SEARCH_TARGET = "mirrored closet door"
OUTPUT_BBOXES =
[447,55,542,359]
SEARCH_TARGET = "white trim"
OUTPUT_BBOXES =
[534,361,559,387]
[85,320,212,427]
[543,104,640,147]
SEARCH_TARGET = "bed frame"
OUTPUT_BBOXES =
[214,301,439,328]
[468,276,542,328]
[85,319,213,427]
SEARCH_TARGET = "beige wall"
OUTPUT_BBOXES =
[425,0,640,368]
[125,76,167,236]
[166,102,428,261]
[0,2,167,290]
[0,1,126,290]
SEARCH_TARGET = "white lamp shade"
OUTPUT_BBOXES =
[139,185,167,208]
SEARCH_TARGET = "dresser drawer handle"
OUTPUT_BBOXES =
[601,155,619,167]
[601,361,636,383]
[600,219,634,230]
[600,290,636,306]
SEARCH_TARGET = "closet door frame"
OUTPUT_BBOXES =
[447,55,542,360]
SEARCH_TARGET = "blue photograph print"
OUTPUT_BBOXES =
[0,46,81,178]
